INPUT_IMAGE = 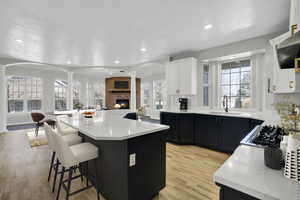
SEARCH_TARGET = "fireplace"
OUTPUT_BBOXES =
[115,99,130,109]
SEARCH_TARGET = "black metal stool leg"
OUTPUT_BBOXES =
[56,166,65,200]
[94,159,100,200]
[35,124,39,137]
[79,163,83,182]
[48,152,56,182]
[86,161,89,187]
[66,166,73,200]
[52,158,59,193]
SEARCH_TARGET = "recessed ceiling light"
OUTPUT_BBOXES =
[15,39,23,43]
[67,60,72,64]
[114,60,120,64]
[140,48,147,52]
[204,24,213,30]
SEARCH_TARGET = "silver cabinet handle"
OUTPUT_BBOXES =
[289,81,294,89]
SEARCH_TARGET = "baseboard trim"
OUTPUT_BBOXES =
[7,122,34,127]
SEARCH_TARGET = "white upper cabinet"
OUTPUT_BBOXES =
[270,0,300,93]
[166,57,197,95]
[271,32,300,93]
[290,0,300,33]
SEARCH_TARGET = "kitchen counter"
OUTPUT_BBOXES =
[61,110,169,140]
[162,109,280,125]
[214,145,298,200]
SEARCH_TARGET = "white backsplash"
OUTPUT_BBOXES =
[273,94,300,107]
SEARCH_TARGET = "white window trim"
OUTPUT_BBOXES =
[200,63,211,108]
[216,56,257,111]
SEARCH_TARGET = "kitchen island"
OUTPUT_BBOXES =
[61,110,170,200]
[214,145,298,200]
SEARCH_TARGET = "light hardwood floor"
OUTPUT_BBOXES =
[0,130,229,200]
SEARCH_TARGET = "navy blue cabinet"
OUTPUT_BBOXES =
[160,112,194,144]
[219,117,252,153]
[194,115,220,150]
[160,112,179,143]
[160,112,263,153]
[179,113,195,144]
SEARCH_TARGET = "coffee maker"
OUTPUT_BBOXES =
[179,98,188,110]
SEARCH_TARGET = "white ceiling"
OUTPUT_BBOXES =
[0,0,290,67]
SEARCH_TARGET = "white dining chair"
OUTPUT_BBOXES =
[52,126,100,200]
[44,123,82,193]
[56,115,78,136]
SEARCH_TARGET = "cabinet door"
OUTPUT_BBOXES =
[194,115,220,149]
[271,33,297,93]
[274,67,296,93]
[220,117,250,153]
[179,113,194,144]
[179,58,197,95]
[160,112,179,142]
[166,62,180,95]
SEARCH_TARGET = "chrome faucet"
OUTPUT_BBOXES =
[223,95,229,113]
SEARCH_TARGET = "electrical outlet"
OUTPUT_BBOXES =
[129,153,136,167]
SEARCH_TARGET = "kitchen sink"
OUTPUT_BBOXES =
[209,111,245,116]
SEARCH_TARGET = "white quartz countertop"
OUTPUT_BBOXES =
[61,110,169,140]
[214,145,299,200]
[161,109,281,125]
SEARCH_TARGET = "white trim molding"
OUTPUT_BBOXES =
[0,65,8,133]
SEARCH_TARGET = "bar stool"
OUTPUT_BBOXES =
[52,127,100,200]
[56,115,78,136]
[31,112,56,136]
[44,123,82,193]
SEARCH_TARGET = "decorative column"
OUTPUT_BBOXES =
[130,71,137,111]
[67,71,74,110]
[0,65,8,133]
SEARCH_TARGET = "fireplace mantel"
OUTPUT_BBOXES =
[105,77,140,110]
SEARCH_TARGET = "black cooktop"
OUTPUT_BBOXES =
[252,126,286,148]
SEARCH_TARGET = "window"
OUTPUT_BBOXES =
[7,76,42,112]
[8,77,26,112]
[55,80,67,110]
[203,64,209,107]
[73,80,80,106]
[26,77,43,111]
[153,80,167,110]
[220,59,251,109]
[141,82,151,107]
[93,83,105,108]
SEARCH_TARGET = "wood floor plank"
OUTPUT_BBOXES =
[0,130,229,200]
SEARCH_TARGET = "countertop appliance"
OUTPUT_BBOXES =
[241,125,286,148]
[179,98,188,110]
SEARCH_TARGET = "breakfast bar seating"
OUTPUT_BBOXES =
[60,110,169,200]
